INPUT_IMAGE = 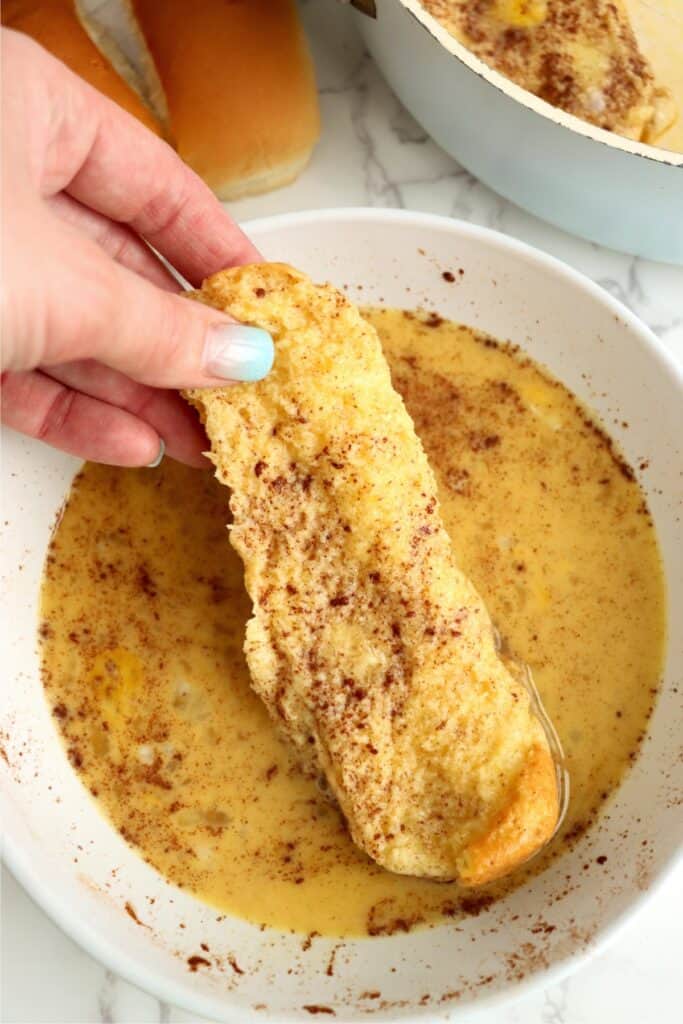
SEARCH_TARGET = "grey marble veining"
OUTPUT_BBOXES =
[2,1,681,1022]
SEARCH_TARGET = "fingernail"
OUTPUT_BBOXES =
[146,437,165,469]
[203,323,274,382]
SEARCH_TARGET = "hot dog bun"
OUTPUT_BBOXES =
[128,0,320,199]
[2,1,163,135]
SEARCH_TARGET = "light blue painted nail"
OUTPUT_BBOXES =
[146,437,165,469]
[203,324,274,382]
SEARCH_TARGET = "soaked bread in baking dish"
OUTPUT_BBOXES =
[421,0,677,144]
[185,263,560,885]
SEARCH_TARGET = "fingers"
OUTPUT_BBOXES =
[60,233,275,388]
[15,33,260,283]
[46,359,208,466]
[47,194,180,291]
[5,211,274,388]
[1,369,163,467]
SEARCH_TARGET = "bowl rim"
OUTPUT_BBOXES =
[368,0,683,167]
[3,207,682,1023]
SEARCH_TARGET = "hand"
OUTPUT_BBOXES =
[0,29,274,467]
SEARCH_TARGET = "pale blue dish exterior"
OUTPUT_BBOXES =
[355,0,683,264]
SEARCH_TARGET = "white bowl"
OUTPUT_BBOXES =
[352,1,683,263]
[1,209,681,1021]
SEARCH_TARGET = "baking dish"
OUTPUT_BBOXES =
[350,0,683,263]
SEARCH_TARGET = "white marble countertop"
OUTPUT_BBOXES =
[2,1,682,1021]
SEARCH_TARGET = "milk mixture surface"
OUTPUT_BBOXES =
[40,309,665,937]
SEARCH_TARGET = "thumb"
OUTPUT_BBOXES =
[102,263,275,388]
[15,218,274,388]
